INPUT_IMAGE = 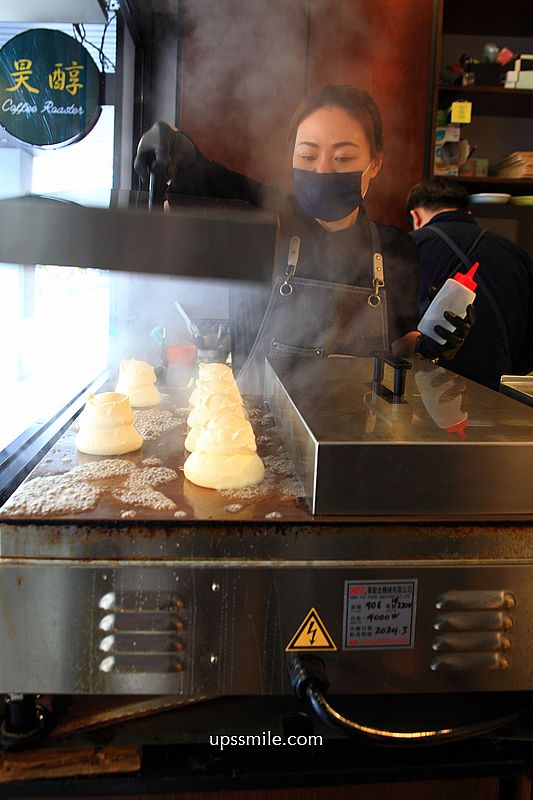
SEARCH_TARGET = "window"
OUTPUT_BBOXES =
[0,16,117,453]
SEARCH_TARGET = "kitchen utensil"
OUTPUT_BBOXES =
[174,302,201,338]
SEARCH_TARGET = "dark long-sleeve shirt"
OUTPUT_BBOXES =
[168,150,420,369]
[411,210,533,389]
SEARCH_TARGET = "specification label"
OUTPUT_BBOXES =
[343,580,417,650]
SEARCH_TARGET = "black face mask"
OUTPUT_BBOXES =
[292,163,372,221]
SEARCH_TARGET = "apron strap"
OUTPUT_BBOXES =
[368,220,385,307]
[279,220,386,307]
[279,235,301,296]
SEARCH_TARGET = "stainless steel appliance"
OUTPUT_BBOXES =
[0,197,531,747]
[0,358,531,701]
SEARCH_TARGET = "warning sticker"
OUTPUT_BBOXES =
[343,580,417,650]
[285,607,337,652]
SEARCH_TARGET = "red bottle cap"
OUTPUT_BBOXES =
[453,262,479,291]
[446,418,468,438]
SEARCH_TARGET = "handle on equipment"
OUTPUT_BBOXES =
[148,163,168,211]
[372,350,412,398]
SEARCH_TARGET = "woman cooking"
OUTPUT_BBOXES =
[134,84,473,392]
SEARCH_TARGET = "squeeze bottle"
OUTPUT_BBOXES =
[418,262,478,345]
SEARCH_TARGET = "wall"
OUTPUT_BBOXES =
[306,0,435,225]
[178,0,435,228]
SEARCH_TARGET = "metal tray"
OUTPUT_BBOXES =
[500,375,533,408]
[265,357,533,517]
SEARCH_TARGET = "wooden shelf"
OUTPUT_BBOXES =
[442,0,533,35]
[446,177,533,185]
[439,85,533,95]
[438,85,533,118]
[440,175,533,199]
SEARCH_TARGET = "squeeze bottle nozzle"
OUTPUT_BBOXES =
[453,262,479,291]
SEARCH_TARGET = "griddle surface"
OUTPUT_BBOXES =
[0,390,310,523]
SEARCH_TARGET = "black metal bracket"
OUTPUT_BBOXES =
[371,351,412,399]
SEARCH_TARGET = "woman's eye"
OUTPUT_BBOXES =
[299,154,316,162]
[335,155,354,163]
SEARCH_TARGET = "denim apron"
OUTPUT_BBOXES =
[237,219,389,394]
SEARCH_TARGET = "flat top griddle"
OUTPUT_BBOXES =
[0,391,309,525]
[2,357,533,526]
[0,373,532,563]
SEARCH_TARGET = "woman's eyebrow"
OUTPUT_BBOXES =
[296,140,360,148]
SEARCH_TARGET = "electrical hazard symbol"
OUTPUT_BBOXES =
[285,607,337,652]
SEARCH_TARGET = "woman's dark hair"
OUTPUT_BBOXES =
[288,84,384,158]
[406,177,470,213]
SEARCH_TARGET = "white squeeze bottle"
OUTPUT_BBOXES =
[418,262,478,345]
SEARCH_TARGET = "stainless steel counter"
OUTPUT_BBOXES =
[0,363,531,698]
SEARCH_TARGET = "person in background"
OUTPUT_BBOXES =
[407,177,533,390]
[135,85,474,392]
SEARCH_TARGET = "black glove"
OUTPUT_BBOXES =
[416,303,477,362]
[133,121,197,186]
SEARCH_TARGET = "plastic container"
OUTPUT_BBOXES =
[415,366,468,431]
[418,263,478,345]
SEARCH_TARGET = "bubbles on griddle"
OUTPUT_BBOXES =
[125,466,178,488]
[218,454,303,504]
[174,510,188,518]
[121,509,137,519]
[1,475,103,516]
[71,459,135,480]
[141,456,163,466]
[2,458,180,517]
[224,503,244,513]
[262,454,293,477]
[245,406,263,420]
[280,475,305,499]
[265,511,283,519]
[113,486,177,511]
[111,466,179,510]
[133,408,181,440]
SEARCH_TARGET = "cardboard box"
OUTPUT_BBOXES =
[434,125,461,175]
[474,158,489,177]
[459,159,475,177]
[435,125,461,144]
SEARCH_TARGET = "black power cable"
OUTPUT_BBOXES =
[73,11,116,74]
[288,655,523,747]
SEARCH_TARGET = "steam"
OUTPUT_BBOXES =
[178,0,373,187]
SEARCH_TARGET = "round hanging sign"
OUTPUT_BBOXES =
[0,28,102,147]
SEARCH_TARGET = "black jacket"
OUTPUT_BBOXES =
[412,210,533,389]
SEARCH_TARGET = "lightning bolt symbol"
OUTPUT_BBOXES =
[307,620,317,645]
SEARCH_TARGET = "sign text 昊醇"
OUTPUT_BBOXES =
[0,29,101,146]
